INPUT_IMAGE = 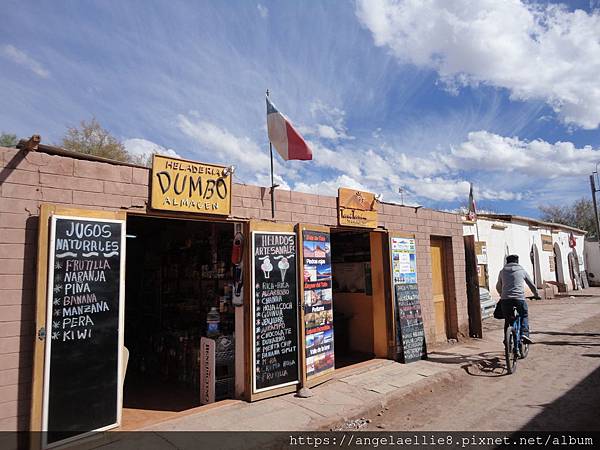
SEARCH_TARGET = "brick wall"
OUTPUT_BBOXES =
[0,146,468,430]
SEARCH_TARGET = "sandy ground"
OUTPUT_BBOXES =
[359,299,600,432]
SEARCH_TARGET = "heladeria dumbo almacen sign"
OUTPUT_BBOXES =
[150,155,232,215]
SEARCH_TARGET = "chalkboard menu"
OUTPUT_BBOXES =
[390,237,426,363]
[43,216,124,446]
[252,231,299,392]
[302,229,334,379]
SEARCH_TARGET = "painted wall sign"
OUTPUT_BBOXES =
[43,216,125,448]
[150,155,232,215]
[549,255,555,272]
[541,234,553,252]
[302,230,335,379]
[251,231,299,392]
[338,187,378,228]
[390,237,426,363]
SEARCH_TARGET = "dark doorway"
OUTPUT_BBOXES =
[122,215,235,428]
[330,229,375,368]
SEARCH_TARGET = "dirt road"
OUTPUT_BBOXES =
[360,298,600,432]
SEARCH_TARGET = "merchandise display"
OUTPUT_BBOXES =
[124,217,236,409]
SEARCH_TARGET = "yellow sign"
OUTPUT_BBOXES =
[151,155,232,215]
[338,187,378,228]
[541,234,553,252]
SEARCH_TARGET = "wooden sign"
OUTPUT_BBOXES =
[541,234,553,252]
[251,231,299,393]
[390,236,426,363]
[301,229,335,380]
[199,338,216,405]
[43,216,125,448]
[338,187,378,228]
[151,155,232,215]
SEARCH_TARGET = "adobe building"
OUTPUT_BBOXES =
[0,142,468,445]
[463,213,586,298]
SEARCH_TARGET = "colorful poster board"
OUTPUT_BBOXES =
[42,216,125,448]
[251,231,299,393]
[390,236,426,363]
[302,230,335,379]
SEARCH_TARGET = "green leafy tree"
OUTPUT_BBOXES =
[61,118,130,162]
[0,132,18,147]
[539,198,596,238]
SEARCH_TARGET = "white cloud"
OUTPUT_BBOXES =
[257,4,269,19]
[1,44,49,78]
[300,100,355,141]
[294,174,368,196]
[356,0,600,129]
[401,177,522,202]
[123,138,181,159]
[176,114,271,172]
[308,140,362,178]
[254,173,291,191]
[443,131,600,177]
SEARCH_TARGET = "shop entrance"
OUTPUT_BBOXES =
[330,229,389,368]
[431,238,450,342]
[122,215,237,428]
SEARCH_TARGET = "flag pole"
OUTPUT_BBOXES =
[266,89,277,218]
[269,141,276,218]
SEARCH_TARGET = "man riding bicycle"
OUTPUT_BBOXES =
[496,254,540,344]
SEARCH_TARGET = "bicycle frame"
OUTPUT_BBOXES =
[509,308,522,355]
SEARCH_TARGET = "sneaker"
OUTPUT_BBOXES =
[522,335,534,344]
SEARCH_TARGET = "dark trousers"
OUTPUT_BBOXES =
[501,298,529,336]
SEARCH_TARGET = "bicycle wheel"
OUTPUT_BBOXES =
[504,326,517,374]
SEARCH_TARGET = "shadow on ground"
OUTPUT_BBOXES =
[518,365,600,431]
[427,351,507,377]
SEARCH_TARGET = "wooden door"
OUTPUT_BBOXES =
[430,239,448,341]
[31,204,126,449]
[463,236,482,339]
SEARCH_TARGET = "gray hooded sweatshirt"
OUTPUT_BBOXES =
[496,263,539,300]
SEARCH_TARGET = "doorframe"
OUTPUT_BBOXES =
[30,204,127,446]
[430,236,458,341]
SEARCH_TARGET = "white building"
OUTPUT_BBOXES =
[463,214,586,299]
[584,238,600,286]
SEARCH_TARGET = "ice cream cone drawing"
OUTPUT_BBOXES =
[258,256,273,278]
[274,255,294,281]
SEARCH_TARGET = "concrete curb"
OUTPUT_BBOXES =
[312,367,467,431]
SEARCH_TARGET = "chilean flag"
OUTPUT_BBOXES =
[267,96,313,161]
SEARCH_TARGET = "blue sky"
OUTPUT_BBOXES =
[2,0,600,217]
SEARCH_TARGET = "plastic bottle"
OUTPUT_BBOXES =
[207,306,220,337]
